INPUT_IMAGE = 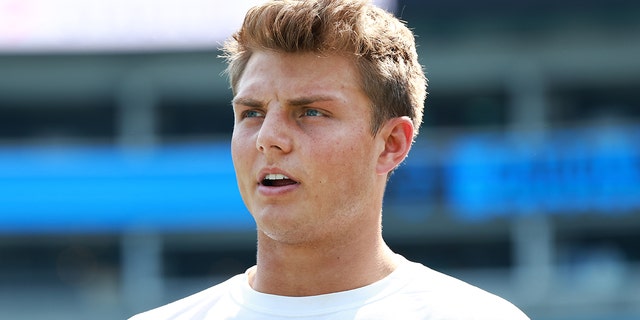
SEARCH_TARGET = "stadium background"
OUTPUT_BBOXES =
[1,0,639,319]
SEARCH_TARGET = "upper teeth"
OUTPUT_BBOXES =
[265,174,289,180]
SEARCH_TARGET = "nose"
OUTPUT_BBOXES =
[255,110,292,154]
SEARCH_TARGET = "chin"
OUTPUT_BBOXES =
[258,221,323,245]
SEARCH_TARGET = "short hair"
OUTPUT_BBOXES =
[222,0,427,138]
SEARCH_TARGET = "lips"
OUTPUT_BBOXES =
[260,173,299,187]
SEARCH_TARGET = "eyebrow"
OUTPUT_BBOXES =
[287,95,337,107]
[232,95,338,108]
[232,97,263,108]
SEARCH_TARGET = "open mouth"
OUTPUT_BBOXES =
[261,173,298,187]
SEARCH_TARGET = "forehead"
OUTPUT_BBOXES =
[235,51,363,97]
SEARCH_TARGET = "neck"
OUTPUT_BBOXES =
[249,225,397,297]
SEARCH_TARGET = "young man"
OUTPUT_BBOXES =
[131,0,529,319]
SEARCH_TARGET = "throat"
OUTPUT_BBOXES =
[252,233,399,297]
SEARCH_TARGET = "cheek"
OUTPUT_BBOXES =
[231,133,254,179]
[230,142,242,171]
[231,128,253,157]
[314,138,373,183]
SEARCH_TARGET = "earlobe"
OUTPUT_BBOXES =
[376,117,414,175]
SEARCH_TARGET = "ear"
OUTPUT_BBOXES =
[376,116,414,176]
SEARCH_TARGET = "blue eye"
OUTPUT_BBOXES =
[303,109,323,117]
[242,109,264,118]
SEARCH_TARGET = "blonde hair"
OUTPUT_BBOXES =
[222,0,427,137]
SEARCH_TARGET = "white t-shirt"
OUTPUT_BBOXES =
[129,255,529,319]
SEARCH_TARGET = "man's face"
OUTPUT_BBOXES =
[231,51,385,244]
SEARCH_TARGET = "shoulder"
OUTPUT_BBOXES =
[395,259,530,319]
[128,274,244,320]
